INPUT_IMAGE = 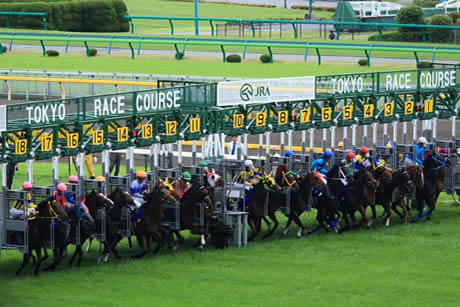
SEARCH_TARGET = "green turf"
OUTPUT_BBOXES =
[0,52,415,78]
[1,161,460,306]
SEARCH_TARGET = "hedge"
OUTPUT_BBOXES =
[428,14,453,43]
[226,54,241,63]
[260,54,271,63]
[417,61,432,69]
[0,0,129,32]
[368,30,424,42]
[358,59,368,66]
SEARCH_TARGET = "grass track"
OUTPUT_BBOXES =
[1,163,460,306]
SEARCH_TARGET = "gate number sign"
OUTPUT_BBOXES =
[41,136,52,152]
[165,121,178,136]
[67,133,78,148]
[321,107,332,121]
[384,103,394,117]
[278,110,288,125]
[92,130,104,145]
[363,104,374,118]
[233,114,244,129]
[300,108,311,123]
[15,139,27,155]
[190,118,200,133]
[256,112,266,127]
[142,124,153,139]
[404,101,414,115]
[117,127,128,142]
[343,105,353,120]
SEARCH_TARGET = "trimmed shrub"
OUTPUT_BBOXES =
[260,54,271,63]
[226,54,241,63]
[368,31,401,41]
[396,5,425,32]
[175,52,184,59]
[429,14,453,43]
[0,0,129,32]
[417,61,432,69]
[89,48,97,56]
[1,46,7,53]
[413,0,438,8]
[358,58,368,66]
[448,12,460,24]
[46,50,59,56]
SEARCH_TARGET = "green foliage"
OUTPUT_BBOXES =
[412,0,438,8]
[175,52,184,59]
[88,48,97,56]
[226,54,241,63]
[260,54,271,63]
[45,49,59,56]
[416,61,432,69]
[1,45,6,53]
[395,5,425,32]
[368,31,401,41]
[358,58,368,66]
[0,0,129,32]
[428,14,453,43]
[448,12,460,24]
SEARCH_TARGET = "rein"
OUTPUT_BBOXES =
[281,171,295,188]
[431,156,447,171]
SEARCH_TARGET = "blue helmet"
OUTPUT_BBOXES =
[324,150,333,158]
[285,150,294,157]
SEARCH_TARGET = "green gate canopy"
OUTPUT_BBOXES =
[333,1,359,31]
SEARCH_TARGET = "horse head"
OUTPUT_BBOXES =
[261,171,281,191]
[277,170,299,189]
[205,169,223,188]
[87,189,114,210]
[49,198,68,219]
[406,165,424,190]
[109,188,136,209]
[360,168,378,191]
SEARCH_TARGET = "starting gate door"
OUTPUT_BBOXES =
[66,182,82,246]
[435,140,456,195]
[82,179,107,242]
[2,190,29,253]
[32,186,55,250]
[270,156,291,216]
[290,154,312,212]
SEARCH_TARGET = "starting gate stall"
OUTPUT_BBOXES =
[375,145,397,202]
[31,186,55,250]
[82,179,107,243]
[1,189,30,253]
[333,150,347,167]
[210,159,248,248]
[107,175,131,239]
[289,153,312,212]
[269,156,292,215]
[65,182,82,246]
[155,168,181,230]
[435,140,456,195]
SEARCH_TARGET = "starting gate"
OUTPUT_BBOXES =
[2,190,29,253]
[107,175,131,239]
[155,168,181,230]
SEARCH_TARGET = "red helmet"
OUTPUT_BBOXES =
[346,152,355,159]
[360,146,369,154]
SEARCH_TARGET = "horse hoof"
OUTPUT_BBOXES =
[303,229,309,236]
[282,228,288,236]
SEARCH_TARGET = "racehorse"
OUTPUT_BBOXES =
[247,174,281,241]
[131,184,174,259]
[338,167,378,232]
[43,200,71,272]
[369,167,413,227]
[170,179,214,250]
[68,190,113,267]
[16,198,57,276]
[391,165,424,224]
[412,153,450,222]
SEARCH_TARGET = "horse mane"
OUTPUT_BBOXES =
[180,182,199,204]
[326,165,339,178]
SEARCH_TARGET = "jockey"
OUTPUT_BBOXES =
[234,160,259,190]
[129,170,147,208]
[275,151,293,176]
[177,171,193,197]
[65,175,79,206]
[355,146,371,171]
[337,141,344,151]
[374,143,393,172]
[53,183,70,209]
[345,152,355,169]
[10,181,37,219]
[405,137,427,166]
[311,150,333,175]
[96,175,106,182]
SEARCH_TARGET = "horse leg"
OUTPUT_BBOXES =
[291,211,307,237]
[152,232,163,255]
[69,245,79,266]
[33,247,42,276]
[383,203,392,227]
[16,253,31,276]
[86,237,93,253]
[283,216,293,236]
[339,213,351,233]
[131,236,148,259]
[172,230,185,250]
[309,209,326,234]
[40,246,48,262]
[77,244,84,267]
[97,241,111,264]
[127,237,133,249]
[44,247,64,272]
[263,211,279,239]
[358,206,368,227]
[248,217,259,241]
[367,204,378,228]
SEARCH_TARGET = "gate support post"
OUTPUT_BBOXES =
[309,128,315,154]
[1,162,7,190]
[201,136,206,161]
[383,123,388,145]
[243,134,248,158]
[392,121,398,144]
[322,128,327,151]
[26,159,33,183]
[412,119,418,144]
[403,122,408,144]
[192,141,197,165]
[280,132,285,156]
[265,132,271,156]
[52,156,59,187]
[288,130,293,152]
[330,127,336,150]
[149,145,155,171]
[432,118,438,141]
[102,149,109,192]
[452,115,457,140]
[177,140,183,170]
[363,125,368,147]
[372,123,378,148]
[352,124,357,150]
[258,134,264,156]
[343,127,348,150]
[301,130,307,154]
[126,146,135,180]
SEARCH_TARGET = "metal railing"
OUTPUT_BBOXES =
[0,12,47,31]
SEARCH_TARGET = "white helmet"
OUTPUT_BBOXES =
[417,137,428,145]
[244,160,254,168]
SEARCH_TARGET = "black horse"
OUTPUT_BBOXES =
[412,153,450,222]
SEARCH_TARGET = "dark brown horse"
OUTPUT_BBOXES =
[391,165,424,224]
[338,167,378,232]
[131,184,174,259]
[15,198,58,276]
[412,153,450,222]
[171,180,214,250]
[247,174,281,241]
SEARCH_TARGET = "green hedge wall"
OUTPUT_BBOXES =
[0,0,129,32]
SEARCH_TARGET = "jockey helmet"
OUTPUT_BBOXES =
[337,141,344,148]
[270,145,278,151]
[23,181,33,189]
[417,137,428,145]
[68,175,79,183]
[324,150,333,158]
[181,171,192,181]
[57,183,67,191]
[360,146,369,154]
[199,161,208,167]
[244,160,254,168]
[346,152,356,159]
[136,170,147,179]
[96,176,106,182]
[284,150,294,157]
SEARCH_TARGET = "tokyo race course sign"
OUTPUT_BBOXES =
[217,77,315,107]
